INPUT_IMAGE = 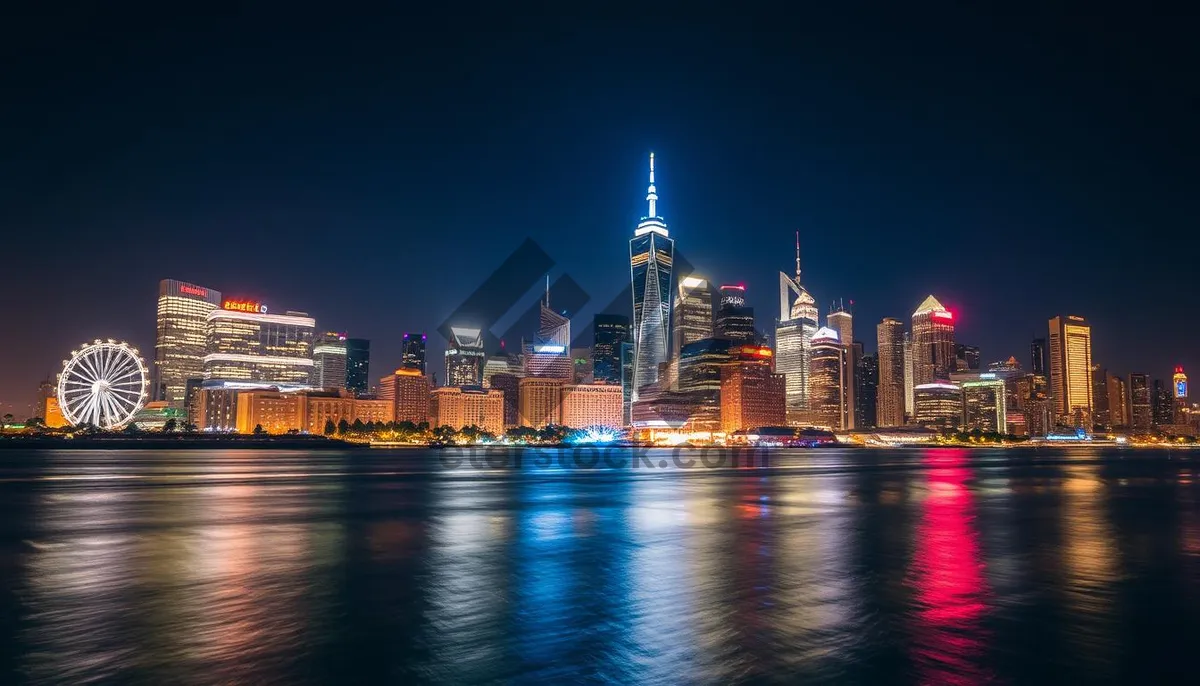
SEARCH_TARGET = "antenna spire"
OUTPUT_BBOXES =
[646,152,658,218]
[544,274,550,307]
[794,230,801,280]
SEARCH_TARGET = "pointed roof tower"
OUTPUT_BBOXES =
[913,295,947,316]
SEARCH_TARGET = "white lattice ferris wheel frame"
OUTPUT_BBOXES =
[56,340,149,429]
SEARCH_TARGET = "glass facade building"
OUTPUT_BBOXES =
[345,338,370,395]
[204,306,316,390]
[630,153,674,397]
[1048,315,1093,426]
[401,333,427,373]
[313,332,347,390]
[153,279,222,407]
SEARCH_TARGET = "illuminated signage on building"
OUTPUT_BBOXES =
[223,300,268,314]
[932,311,954,320]
[179,284,208,297]
[532,344,567,354]
[1175,366,1188,399]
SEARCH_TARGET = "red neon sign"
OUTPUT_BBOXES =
[223,300,267,314]
[932,311,954,321]
[179,284,208,297]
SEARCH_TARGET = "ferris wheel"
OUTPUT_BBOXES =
[57,340,149,429]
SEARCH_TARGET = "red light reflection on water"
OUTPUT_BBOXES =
[908,449,991,685]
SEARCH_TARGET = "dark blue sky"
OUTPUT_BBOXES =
[1,4,1195,412]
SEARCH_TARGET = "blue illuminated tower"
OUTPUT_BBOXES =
[629,153,674,397]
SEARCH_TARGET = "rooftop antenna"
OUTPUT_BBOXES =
[646,152,658,218]
[794,230,801,280]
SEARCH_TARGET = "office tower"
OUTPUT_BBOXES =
[1129,373,1152,431]
[809,327,850,430]
[775,232,819,425]
[378,368,431,425]
[1048,315,1093,426]
[912,383,963,429]
[592,314,630,385]
[715,284,757,341]
[313,332,348,390]
[827,302,856,428]
[345,338,370,396]
[678,337,735,432]
[1152,379,1173,428]
[904,332,915,418]
[630,153,675,397]
[1175,366,1189,424]
[401,333,427,373]
[620,341,634,426]
[911,295,955,387]
[1030,338,1048,377]
[962,379,1005,432]
[561,383,624,429]
[720,345,786,432]
[955,344,981,371]
[876,318,906,427]
[1106,372,1128,428]
[154,279,223,406]
[519,377,565,428]
[522,284,572,380]
[858,352,878,428]
[445,326,486,387]
[429,387,505,435]
[1092,365,1112,427]
[204,300,315,389]
[673,275,714,360]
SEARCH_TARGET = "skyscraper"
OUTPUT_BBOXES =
[1048,315,1093,426]
[1092,365,1111,427]
[313,332,348,390]
[672,275,713,361]
[592,314,630,385]
[809,327,850,430]
[538,276,571,346]
[401,333,427,373]
[1152,379,1173,428]
[1175,366,1189,424]
[826,303,855,429]
[1107,371,1128,428]
[775,232,819,426]
[903,332,914,418]
[345,338,370,396]
[1030,337,1048,377]
[629,153,674,397]
[154,279,223,407]
[1129,373,1152,431]
[911,295,955,386]
[445,326,486,387]
[876,318,905,427]
[715,285,756,341]
[204,302,315,389]
[858,352,878,429]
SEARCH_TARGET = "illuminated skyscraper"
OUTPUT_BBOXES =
[1129,372,1151,431]
[911,295,955,386]
[1152,379,1173,427]
[630,153,674,397]
[592,314,629,385]
[962,378,1006,432]
[858,352,878,429]
[524,281,572,380]
[538,276,571,346]
[809,327,850,430]
[720,345,786,432]
[401,333,427,373]
[903,332,914,417]
[1175,366,1189,424]
[1048,315,1093,426]
[154,279,222,407]
[445,326,485,387]
[1107,371,1128,428]
[876,318,906,427]
[313,332,348,390]
[715,284,756,341]
[672,275,713,361]
[826,302,855,429]
[204,301,315,390]
[774,232,818,426]
[344,338,370,396]
[1030,337,1048,377]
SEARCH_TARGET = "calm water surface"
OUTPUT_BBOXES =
[2,446,1199,684]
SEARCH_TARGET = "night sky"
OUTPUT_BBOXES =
[1,5,1195,415]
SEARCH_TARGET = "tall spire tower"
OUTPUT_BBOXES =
[775,231,819,425]
[629,152,675,400]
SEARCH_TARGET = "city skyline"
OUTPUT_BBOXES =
[1,8,1195,411]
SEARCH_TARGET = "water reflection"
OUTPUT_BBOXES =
[907,449,991,685]
[4,447,1200,683]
